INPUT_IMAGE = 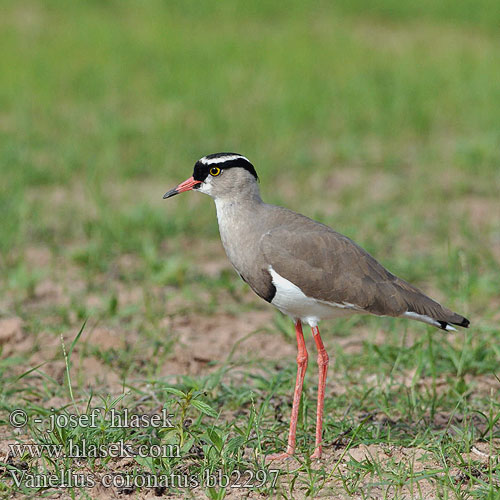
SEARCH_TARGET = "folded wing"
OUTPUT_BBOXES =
[260,225,469,330]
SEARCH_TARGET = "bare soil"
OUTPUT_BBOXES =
[1,236,496,499]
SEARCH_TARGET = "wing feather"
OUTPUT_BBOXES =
[260,223,464,325]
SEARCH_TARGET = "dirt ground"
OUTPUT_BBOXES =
[1,293,499,499]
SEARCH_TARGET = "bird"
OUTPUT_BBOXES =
[163,152,470,461]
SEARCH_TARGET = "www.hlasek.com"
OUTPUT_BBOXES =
[7,408,280,490]
[8,408,179,460]
[8,441,279,489]
[8,439,180,459]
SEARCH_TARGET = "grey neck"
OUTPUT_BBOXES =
[213,186,265,273]
[213,180,263,214]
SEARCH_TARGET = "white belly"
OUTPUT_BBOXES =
[268,266,360,327]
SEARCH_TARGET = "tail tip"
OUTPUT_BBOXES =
[438,321,457,332]
[457,317,470,328]
[439,316,470,331]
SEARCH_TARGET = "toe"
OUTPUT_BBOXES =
[265,451,294,462]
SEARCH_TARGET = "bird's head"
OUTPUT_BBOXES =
[163,153,259,201]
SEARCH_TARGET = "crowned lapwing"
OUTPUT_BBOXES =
[164,153,470,460]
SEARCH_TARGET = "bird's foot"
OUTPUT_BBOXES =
[265,451,294,462]
[310,447,322,460]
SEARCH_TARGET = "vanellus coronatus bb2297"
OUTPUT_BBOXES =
[164,153,470,461]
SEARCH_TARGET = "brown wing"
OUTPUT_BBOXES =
[260,224,467,326]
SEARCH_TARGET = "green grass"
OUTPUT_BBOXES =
[1,0,500,498]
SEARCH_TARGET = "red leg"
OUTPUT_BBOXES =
[310,325,329,459]
[266,320,308,461]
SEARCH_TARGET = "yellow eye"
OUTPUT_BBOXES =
[209,167,221,176]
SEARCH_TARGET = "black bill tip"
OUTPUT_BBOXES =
[163,189,179,199]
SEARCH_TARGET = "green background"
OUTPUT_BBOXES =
[1,1,500,498]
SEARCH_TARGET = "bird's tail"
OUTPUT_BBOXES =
[395,279,470,331]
